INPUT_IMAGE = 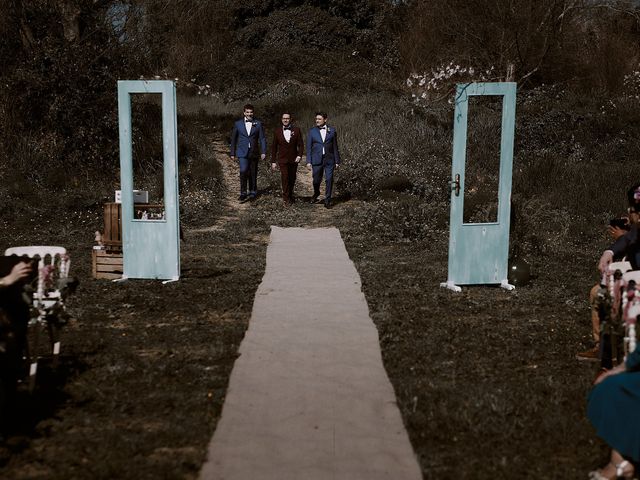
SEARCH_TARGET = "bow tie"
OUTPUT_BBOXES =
[283,126,291,130]
[245,119,253,123]
[318,126,326,130]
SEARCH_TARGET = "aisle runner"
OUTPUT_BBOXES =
[199,227,422,480]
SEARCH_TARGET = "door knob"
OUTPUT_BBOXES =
[449,174,461,196]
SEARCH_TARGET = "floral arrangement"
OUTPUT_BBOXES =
[405,62,497,103]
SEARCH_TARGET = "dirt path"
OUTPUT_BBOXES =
[189,140,250,234]
[190,137,333,234]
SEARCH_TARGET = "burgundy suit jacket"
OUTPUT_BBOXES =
[271,126,304,164]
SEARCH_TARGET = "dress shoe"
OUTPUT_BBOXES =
[576,344,600,362]
[324,201,332,209]
[248,194,257,202]
[311,195,319,204]
[238,194,248,203]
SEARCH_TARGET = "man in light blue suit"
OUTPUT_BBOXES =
[306,112,341,209]
[230,104,267,202]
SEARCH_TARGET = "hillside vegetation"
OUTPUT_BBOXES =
[2,1,640,478]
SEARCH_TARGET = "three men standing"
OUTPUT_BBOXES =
[271,113,304,206]
[306,112,340,209]
[229,107,341,207]
[230,104,266,202]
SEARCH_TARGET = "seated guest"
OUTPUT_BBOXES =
[578,218,631,361]
[0,261,32,437]
[587,347,640,479]
[585,185,640,367]
[599,184,640,273]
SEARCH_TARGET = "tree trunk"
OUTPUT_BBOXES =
[60,1,81,42]
[11,0,35,52]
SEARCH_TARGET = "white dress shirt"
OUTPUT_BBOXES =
[283,127,291,142]
[319,126,326,154]
[245,119,252,136]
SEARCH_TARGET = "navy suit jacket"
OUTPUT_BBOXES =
[230,119,267,159]
[306,126,340,166]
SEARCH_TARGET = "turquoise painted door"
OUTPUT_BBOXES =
[445,82,516,287]
[117,80,180,280]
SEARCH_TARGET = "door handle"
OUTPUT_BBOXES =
[449,174,461,196]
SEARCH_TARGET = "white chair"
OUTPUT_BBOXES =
[622,270,640,357]
[603,262,632,323]
[608,261,632,274]
[607,261,632,295]
[4,246,71,390]
[622,270,640,285]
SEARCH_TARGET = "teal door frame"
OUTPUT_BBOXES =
[117,80,180,281]
[441,82,517,292]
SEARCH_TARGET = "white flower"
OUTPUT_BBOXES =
[419,78,426,86]
[406,79,413,87]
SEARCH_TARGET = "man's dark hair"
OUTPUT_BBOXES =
[315,111,327,119]
[281,112,292,118]
[628,183,640,211]
[243,104,254,111]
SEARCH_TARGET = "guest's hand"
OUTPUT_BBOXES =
[306,163,311,170]
[594,363,626,385]
[271,163,277,172]
[295,156,301,163]
[2,262,32,286]
[260,154,266,161]
[598,250,614,274]
[608,225,627,240]
[231,156,236,161]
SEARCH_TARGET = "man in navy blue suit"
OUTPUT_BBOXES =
[306,112,341,209]
[230,104,267,202]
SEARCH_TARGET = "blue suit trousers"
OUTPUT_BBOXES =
[239,157,259,196]
[312,160,335,203]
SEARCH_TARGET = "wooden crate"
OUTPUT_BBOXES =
[92,248,123,280]
[103,202,165,248]
[103,202,122,248]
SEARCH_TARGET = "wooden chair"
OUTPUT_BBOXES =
[4,246,71,390]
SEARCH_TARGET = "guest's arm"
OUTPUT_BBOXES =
[0,262,32,288]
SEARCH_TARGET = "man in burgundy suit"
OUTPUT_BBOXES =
[271,113,304,206]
